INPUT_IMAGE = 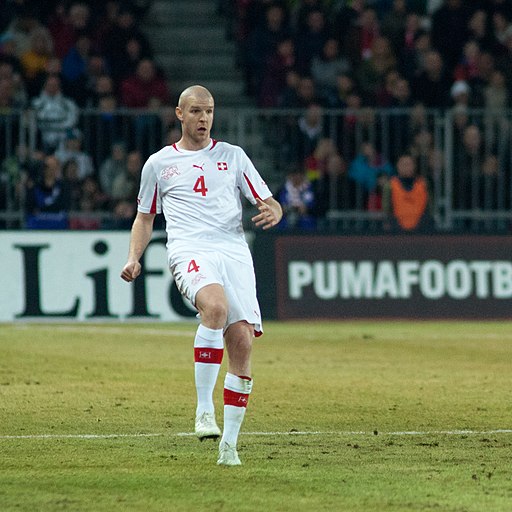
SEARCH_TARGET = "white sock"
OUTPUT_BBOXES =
[221,372,253,447]
[194,324,224,416]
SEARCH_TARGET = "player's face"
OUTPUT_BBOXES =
[176,96,214,149]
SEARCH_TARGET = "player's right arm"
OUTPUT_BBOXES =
[120,211,155,282]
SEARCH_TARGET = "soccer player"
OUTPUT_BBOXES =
[120,85,282,466]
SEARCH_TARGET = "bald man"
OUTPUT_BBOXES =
[121,85,282,466]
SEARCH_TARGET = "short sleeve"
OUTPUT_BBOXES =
[137,157,161,214]
[237,148,272,205]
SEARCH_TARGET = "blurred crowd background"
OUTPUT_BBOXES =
[1,0,512,233]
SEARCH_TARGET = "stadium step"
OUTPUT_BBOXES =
[142,0,253,108]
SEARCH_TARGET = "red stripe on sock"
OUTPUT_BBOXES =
[194,347,223,364]
[224,388,250,408]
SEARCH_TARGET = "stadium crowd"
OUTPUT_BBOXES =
[1,0,512,232]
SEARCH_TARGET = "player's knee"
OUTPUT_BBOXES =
[226,322,253,352]
[203,300,228,325]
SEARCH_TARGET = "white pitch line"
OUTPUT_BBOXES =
[1,429,511,440]
[0,433,163,440]
[178,429,512,437]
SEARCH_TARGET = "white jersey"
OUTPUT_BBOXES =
[136,139,272,262]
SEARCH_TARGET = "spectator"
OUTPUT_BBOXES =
[408,102,430,134]
[277,68,301,107]
[25,154,70,229]
[491,10,512,50]
[399,27,431,81]
[83,54,110,106]
[31,74,79,153]
[348,141,394,193]
[323,72,357,108]
[87,73,115,107]
[410,50,451,108]
[355,36,397,104]
[0,32,22,75]
[467,10,493,51]
[102,4,152,79]
[98,140,127,199]
[61,158,82,210]
[79,174,109,212]
[55,128,94,180]
[381,0,408,53]
[478,153,503,231]
[48,2,92,59]
[4,7,43,58]
[408,127,442,183]
[375,68,400,107]
[280,75,318,108]
[339,92,365,160]
[313,151,357,221]
[310,38,351,101]
[101,198,136,229]
[92,0,121,50]
[277,165,316,229]
[333,0,365,42]
[343,7,381,66]
[0,61,26,109]
[467,50,497,107]
[450,79,471,107]
[111,149,142,201]
[29,56,64,99]
[244,3,289,97]
[258,38,296,107]
[120,58,170,108]
[367,172,390,212]
[304,137,339,181]
[293,8,330,74]
[387,77,414,162]
[430,0,472,71]
[88,93,124,163]
[383,153,430,231]
[20,26,54,96]
[120,59,169,157]
[284,102,325,164]
[453,40,481,82]
[452,123,491,216]
[484,69,509,110]
[111,34,152,84]
[290,0,327,33]
[61,33,92,105]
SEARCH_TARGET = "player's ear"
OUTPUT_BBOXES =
[175,106,183,121]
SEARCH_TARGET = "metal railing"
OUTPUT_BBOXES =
[1,107,512,232]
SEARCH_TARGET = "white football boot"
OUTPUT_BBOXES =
[217,442,242,466]
[195,412,221,441]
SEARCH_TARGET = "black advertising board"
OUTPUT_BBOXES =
[254,234,512,320]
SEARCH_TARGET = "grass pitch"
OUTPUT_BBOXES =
[0,321,511,512]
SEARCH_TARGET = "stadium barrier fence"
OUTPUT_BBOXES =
[1,107,512,233]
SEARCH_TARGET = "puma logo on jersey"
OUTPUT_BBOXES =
[193,163,205,172]
[161,165,180,179]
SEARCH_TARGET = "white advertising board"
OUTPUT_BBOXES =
[0,231,196,322]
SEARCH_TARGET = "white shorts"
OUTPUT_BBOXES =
[169,250,263,335]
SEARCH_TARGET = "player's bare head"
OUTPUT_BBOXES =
[177,85,214,110]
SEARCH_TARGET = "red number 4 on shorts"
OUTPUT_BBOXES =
[187,259,200,273]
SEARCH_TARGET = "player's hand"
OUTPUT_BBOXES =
[251,198,282,230]
[120,261,142,282]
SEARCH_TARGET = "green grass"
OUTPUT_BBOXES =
[0,321,511,511]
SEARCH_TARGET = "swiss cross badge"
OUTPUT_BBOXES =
[217,162,228,171]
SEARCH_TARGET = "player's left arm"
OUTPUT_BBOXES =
[251,196,283,230]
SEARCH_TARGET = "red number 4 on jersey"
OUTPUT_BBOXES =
[193,176,208,196]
